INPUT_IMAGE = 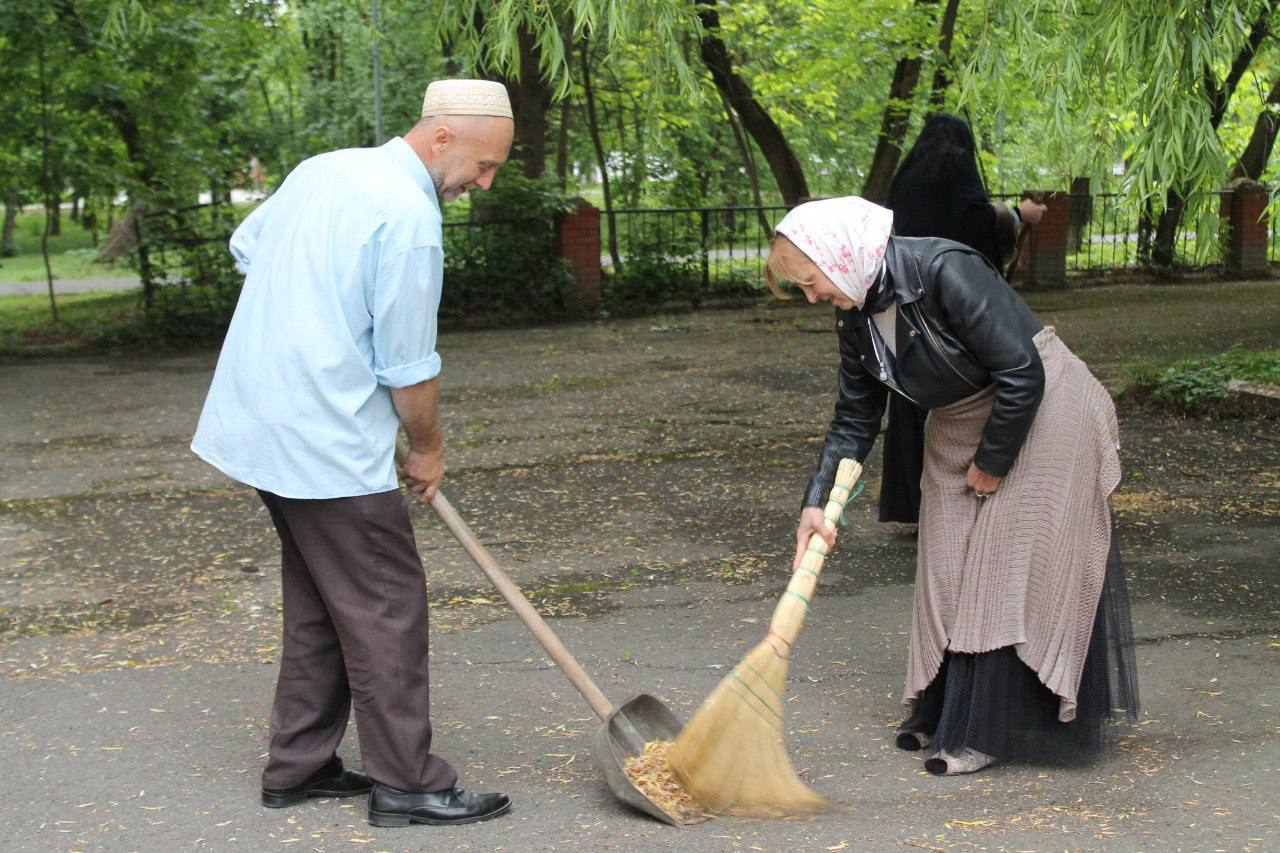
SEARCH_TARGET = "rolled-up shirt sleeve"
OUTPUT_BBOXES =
[371,243,444,388]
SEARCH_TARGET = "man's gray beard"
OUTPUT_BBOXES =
[426,166,447,200]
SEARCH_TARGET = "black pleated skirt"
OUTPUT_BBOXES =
[897,524,1140,765]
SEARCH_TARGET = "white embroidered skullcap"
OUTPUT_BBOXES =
[421,79,513,119]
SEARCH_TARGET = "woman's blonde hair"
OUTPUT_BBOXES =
[764,233,799,300]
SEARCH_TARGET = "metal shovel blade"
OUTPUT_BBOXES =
[420,486,695,825]
[592,693,687,826]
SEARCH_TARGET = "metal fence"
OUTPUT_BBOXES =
[599,205,788,296]
[136,203,241,309]
[439,215,565,317]
[594,192,1277,294]
[992,191,1239,272]
[137,193,1277,321]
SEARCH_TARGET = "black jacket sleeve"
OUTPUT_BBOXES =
[804,313,889,507]
[931,250,1045,476]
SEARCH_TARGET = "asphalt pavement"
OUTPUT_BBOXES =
[2,287,1277,852]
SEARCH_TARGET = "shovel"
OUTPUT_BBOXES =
[425,489,689,826]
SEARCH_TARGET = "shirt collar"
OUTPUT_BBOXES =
[382,137,438,206]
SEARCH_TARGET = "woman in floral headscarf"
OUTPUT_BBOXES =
[766,197,1138,775]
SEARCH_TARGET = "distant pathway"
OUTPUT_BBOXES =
[0,276,140,297]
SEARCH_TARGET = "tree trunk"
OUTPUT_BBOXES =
[612,92,634,204]
[929,0,962,106]
[696,0,808,205]
[555,97,572,191]
[1,186,18,257]
[631,104,646,206]
[1151,190,1184,268]
[1152,9,1269,267]
[581,40,621,271]
[1066,176,1092,252]
[51,0,164,267]
[717,89,770,235]
[48,194,62,237]
[505,24,554,179]
[861,56,925,203]
[862,0,944,202]
[1206,13,1269,128]
[1137,203,1153,268]
[1231,75,1280,181]
[37,42,58,322]
[96,215,139,263]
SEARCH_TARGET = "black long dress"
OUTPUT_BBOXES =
[896,525,1140,767]
[879,159,1018,524]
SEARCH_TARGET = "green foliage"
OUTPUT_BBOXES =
[440,174,578,322]
[602,214,763,312]
[0,290,142,355]
[959,0,1280,249]
[604,242,703,311]
[141,241,243,345]
[0,210,114,282]
[608,208,705,308]
[9,0,1280,348]
[1130,347,1280,415]
[433,0,699,98]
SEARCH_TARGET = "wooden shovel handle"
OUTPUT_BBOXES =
[428,490,616,721]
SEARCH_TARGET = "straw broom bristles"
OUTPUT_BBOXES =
[667,458,862,817]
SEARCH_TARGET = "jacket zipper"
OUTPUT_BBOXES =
[912,302,983,391]
[865,315,923,406]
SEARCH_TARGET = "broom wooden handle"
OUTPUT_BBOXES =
[767,458,862,647]
[395,432,614,721]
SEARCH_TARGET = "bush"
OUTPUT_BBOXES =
[116,204,247,346]
[603,235,704,311]
[440,174,577,323]
[130,177,584,339]
[1129,347,1280,416]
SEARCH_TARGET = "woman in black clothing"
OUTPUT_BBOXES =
[879,113,1047,525]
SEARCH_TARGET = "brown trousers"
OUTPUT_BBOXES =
[257,489,457,793]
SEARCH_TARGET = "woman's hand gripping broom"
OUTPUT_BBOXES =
[666,458,862,817]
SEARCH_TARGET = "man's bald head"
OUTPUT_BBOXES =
[404,113,514,202]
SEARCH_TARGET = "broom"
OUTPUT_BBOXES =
[667,458,862,817]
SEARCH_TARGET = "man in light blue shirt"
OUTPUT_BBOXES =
[192,80,514,828]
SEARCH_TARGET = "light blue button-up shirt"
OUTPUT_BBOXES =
[192,137,443,498]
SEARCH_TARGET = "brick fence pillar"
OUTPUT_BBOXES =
[1019,190,1071,287]
[1220,179,1269,277]
[557,199,602,308]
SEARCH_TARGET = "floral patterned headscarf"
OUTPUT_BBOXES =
[773,197,894,309]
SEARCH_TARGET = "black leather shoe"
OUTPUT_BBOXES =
[367,783,511,827]
[261,756,372,808]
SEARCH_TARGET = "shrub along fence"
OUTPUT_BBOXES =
[590,185,1274,301]
[134,203,242,340]
[132,184,1274,340]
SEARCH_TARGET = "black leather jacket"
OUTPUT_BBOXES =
[804,236,1045,507]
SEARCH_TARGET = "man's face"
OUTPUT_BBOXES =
[428,116,514,202]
